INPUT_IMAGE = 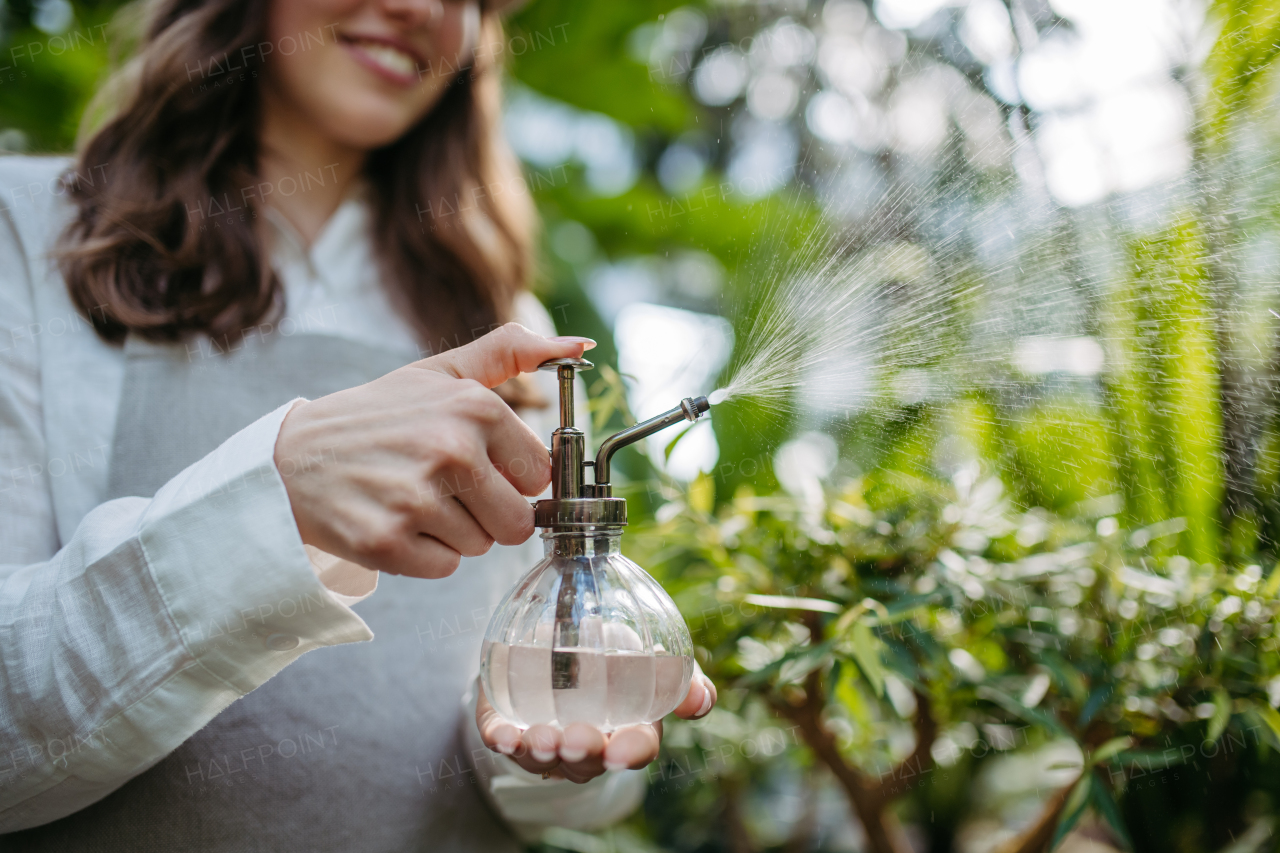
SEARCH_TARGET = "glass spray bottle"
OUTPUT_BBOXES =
[480,357,710,731]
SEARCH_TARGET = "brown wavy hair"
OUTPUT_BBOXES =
[57,0,534,351]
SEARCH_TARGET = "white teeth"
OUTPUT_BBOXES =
[354,41,416,77]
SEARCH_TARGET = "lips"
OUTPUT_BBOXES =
[340,35,422,86]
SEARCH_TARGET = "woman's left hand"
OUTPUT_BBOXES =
[476,664,718,783]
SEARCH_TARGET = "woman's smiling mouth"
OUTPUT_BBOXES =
[340,35,422,85]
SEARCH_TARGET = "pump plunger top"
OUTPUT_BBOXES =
[538,357,593,431]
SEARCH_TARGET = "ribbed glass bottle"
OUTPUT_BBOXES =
[480,527,693,732]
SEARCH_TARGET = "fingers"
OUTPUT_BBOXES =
[368,530,461,580]
[436,384,553,498]
[446,379,551,494]
[409,534,462,579]
[448,463,537,546]
[414,405,541,545]
[417,495,493,557]
[556,723,606,783]
[480,719,662,783]
[514,725,562,775]
[418,378,550,508]
[483,409,556,497]
[603,724,661,772]
[421,323,596,389]
[673,666,717,720]
[477,685,523,757]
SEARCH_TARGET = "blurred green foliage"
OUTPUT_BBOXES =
[634,456,1280,853]
[0,0,115,149]
[7,0,1280,850]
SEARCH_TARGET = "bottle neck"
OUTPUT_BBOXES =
[542,527,624,558]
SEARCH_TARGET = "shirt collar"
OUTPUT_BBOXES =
[261,180,373,294]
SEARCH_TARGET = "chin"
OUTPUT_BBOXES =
[322,103,420,150]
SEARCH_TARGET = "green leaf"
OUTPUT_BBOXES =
[879,596,935,622]
[1090,773,1134,851]
[1206,688,1232,744]
[1078,682,1114,727]
[1113,749,1190,772]
[742,594,842,614]
[977,686,1069,737]
[850,622,887,697]
[737,640,834,688]
[1262,562,1280,599]
[834,661,872,724]
[587,364,634,434]
[1033,650,1090,704]
[1050,774,1093,851]
[1090,737,1135,766]
[663,424,694,461]
[1252,702,1280,746]
[832,598,890,636]
[688,473,714,515]
[1212,815,1276,853]
[1204,0,1280,149]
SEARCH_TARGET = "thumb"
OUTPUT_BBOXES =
[418,323,595,388]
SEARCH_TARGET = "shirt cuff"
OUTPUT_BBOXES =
[137,399,375,696]
[304,545,378,605]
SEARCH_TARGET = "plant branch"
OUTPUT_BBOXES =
[990,780,1076,853]
[769,683,910,853]
[766,617,933,853]
[720,777,756,853]
[880,690,937,802]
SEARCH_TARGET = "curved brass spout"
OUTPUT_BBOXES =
[590,396,710,497]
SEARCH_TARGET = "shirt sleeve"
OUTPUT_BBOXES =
[0,209,377,832]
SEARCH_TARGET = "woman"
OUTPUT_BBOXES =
[0,0,716,847]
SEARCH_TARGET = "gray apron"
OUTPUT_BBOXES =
[4,331,533,852]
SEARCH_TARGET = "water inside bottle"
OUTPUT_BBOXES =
[483,640,693,730]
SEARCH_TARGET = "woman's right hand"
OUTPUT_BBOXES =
[273,323,594,578]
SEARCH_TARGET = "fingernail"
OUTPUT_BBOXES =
[549,335,597,350]
[695,684,714,718]
[531,748,556,763]
[603,760,628,772]
[560,746,586,762]
[495,741,515,755]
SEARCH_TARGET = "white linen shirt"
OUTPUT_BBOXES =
[0,155,643,835]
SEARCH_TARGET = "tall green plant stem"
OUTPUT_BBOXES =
[1195,0,1280,550]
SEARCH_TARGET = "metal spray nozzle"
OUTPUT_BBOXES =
[534,357,710,530]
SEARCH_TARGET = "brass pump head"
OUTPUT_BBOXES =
[534,357,710,530]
